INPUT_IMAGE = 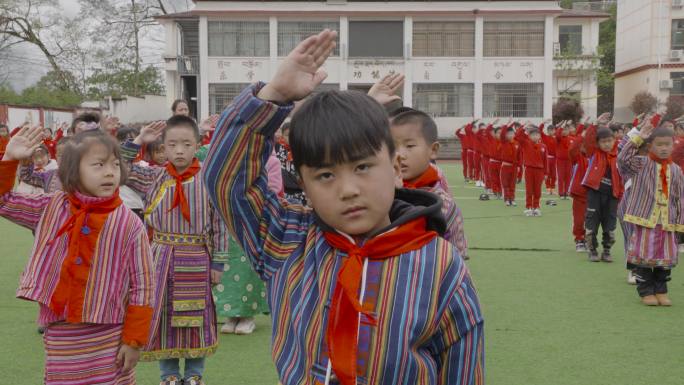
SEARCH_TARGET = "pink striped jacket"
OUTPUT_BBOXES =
[0,161,155,327]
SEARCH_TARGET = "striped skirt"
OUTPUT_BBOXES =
[44,323,134,385]
[627,225,678,268]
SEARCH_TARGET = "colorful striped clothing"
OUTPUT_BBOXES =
[44,323,134,385]
[423,181,468,258]
[203,83,484,385]
[618,137,684,232]
[628,225,678,268]
[119,147,231,360]
[19,164,62,193]
[0,162,154,329]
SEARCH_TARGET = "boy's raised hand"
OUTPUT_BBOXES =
[134,121,166,145]
[2,124,44,161]
[368,73,405,106]
[258,29,337,103]
[597,112,611,124]
[639,122,654,139]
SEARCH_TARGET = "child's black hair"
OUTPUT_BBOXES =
[645,127,675,144]
[391,109,438,144]
[147,138,164,153]
[171,99,189,113]
[116,126,140,143]
[164,115,201,141]
[596,127,614,141]
[70,112,100,133]
[388,106,415,119]
[609,123,622,133]
[290,90,394,171]
[527,126,540,135]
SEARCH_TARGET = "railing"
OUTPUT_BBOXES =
[553,42,598,58]
[178,55,199,75]
[571,1,616,12]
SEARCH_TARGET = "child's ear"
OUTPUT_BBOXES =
[429,141,440,161]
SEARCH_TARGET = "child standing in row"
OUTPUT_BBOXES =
[582,114,623,262]
[499,124,520,206]
[516,124,547,216]
[121,116,230,385]
[1,127,154,384]
[618,123,683,306]
[391,109,469,259]
[203,30,483,385]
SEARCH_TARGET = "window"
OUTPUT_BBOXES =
[208,21,269,57]
[209,83,250,114]
[673,20,684,50]
[483,22,545,57]
[412,83,474,117]
[349,21,404,58]
[413,21,475,57]
[672,73,684,96]
[559,25,582,55]
[278,21,340,56]
[483,83,543,117]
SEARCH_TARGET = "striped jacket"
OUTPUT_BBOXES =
[618,136,684,232]
[0,161,154,332]
[425,178,468,258]
[203,83,484,385]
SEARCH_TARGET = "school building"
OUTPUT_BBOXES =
[158,0,608,137]
[614,0,684,122]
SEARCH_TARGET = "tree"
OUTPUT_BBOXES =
[663,96,684,122]
[596,4,616,114]
[0,71,81,108]
[0,0,81,91]
[629,91,658,115]
[553,97,584,124]
[86,60,165,99]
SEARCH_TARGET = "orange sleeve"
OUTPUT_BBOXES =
[0,160,19,195]
[121,304,153,348]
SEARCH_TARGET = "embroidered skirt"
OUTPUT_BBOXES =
[627,225,678,268]
[212,240,269,318]
[44,323,134,385]
[143,234,218,361]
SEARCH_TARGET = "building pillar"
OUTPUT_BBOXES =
[270,16,278,78]
[543,15,554,120]
[340,16,349,90]
[474,16,484,118]
[404,16,413,107]
[199,16,209,121]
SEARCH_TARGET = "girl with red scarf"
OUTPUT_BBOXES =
[0,127,154,385]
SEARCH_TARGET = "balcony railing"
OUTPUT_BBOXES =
[553,42,599,58]
[571,1,615,12]
[178,55,199,75]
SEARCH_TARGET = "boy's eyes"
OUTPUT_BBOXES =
[316,172,334,181]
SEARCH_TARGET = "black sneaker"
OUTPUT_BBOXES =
[601,251,613,263]
[575,241,587,253]
[588,251,601,262]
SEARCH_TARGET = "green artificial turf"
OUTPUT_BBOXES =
[1,162,683,385]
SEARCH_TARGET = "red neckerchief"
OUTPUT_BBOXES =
[166,158,201,222]
[403,164,440,189]
[322,217,438,385]
[277,137,293,162]
[649,152,673,198]
[49,191,122,317]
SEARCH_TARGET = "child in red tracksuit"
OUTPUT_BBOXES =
[582,119,624,262]
[568,134,589,252]
[539,121,557,196]
[455,125,471,182]
[477,123,491,191]
[499,125,520,206]
[464,121,483,184]
[556,120,586,198]
[515,125,547,216]
[484,123,503,198]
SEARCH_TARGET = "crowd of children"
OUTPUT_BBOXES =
[456,110,684,307]
[2,27,684,385]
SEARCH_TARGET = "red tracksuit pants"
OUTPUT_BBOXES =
[500,163,517,201]
[545,156,557,190]
[572,194,587,242]
[489,159,502,194]
[557,158,572,196]
[524,166,544,209]
[482,156,491,187]
[462,149,469,179]
[473,152,482,181]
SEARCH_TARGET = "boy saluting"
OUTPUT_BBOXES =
[204,30,484,385]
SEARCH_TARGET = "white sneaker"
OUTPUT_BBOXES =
[533,209,542,217]
[235,317,256,335]
[627,271,637,285]
[511,200,517,207]
[678,244,684,253]
[524,209,533,217]
[220,318,238,334]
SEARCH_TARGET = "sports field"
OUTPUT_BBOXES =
[2,162,683,385]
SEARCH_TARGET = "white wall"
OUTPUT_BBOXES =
[7,107,40,130]
[109,95,170,124]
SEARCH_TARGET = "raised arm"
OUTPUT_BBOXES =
[583,124,598,157]
[120,121,167,195]
[618,123,651,179]
[203,29,337,280]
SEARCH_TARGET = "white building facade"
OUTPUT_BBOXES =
[614,0,684,122]
[159,1,607,137]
